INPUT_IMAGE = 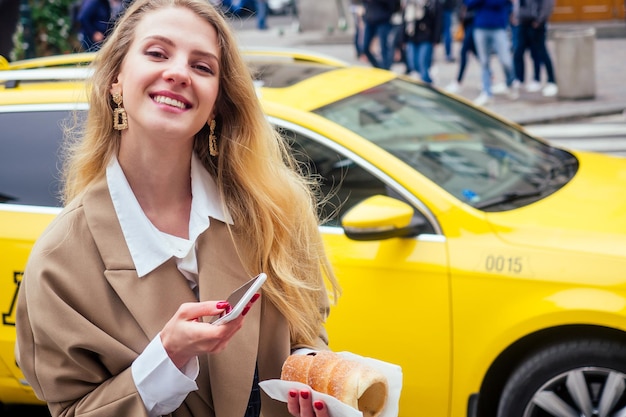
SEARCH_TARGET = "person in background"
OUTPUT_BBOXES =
[255,0,269,30]
[77,0,113,51]
[390,2,410,73]
[444,2,476,93]
[15,1,341,417]
[403,0,442,84]
[441,0,458,62]
[350,0,367,61]
[513,0,558,96]
[465,0,518,106]
[0,0,20,59]
[362,0,402,69]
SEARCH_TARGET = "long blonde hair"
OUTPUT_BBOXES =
[62,0,340,345]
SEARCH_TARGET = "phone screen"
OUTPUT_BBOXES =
[210,273,267,325]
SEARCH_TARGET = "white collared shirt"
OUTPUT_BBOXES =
[106,153,232,417]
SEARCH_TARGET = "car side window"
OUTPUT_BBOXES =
[0,110,73,207]
[282,128,430,230]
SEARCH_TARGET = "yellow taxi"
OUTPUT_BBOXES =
[3,50,626,417]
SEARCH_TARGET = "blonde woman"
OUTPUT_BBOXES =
[15,1,340,416]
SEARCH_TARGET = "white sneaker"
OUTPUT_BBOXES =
[526,80,542,92]
[445,81,462,94]
[508,80,520,100]
[473,92,493,106]
[408,71,420,80]
[430,65,439,84]
[542,83,558,97]
[492,82,509,95]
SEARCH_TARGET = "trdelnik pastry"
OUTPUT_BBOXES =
[281,350,389,417]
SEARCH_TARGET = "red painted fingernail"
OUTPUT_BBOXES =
[251,293,261,303]
[300,390,309,400]
[216,301,229,309]
[289,389,298,398]
[314,401,324,410]
[241,306,251,316]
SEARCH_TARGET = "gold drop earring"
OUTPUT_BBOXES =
[112,93,128,131]
[209,119,219,156]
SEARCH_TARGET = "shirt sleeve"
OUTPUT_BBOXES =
[132,333,199,417]
[291,347,318,356]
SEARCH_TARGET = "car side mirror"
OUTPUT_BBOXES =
[340,195,424,241]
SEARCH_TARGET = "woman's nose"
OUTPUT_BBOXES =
[163,60,191,86]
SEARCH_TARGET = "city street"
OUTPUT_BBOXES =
[526,113,626,156]
[229,13,626,124]
[230,13,626,155]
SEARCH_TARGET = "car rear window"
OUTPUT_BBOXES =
[0,110,77,207]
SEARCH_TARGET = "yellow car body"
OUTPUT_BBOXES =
[3,51,626,417]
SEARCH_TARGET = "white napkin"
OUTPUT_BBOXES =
[259,351,403,417]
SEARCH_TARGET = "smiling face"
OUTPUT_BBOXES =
[111,6,220,148]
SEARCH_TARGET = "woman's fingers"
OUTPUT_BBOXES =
[160,301,246,369]
[287,389,300,415]
[287,389,331,417]
[176,300,230,322]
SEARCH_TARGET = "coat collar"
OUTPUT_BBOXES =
[82,177,196,339]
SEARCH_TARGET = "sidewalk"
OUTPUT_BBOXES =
[231,19,626,125]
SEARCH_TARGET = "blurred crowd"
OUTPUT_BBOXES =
[1,0,558,104]
[350,0,559,105]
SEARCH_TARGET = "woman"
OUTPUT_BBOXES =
[15,1,340,416]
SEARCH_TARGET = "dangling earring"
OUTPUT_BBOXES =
[112,93,128,131]
[209,119,219,156]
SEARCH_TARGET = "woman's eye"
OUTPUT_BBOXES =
[194,64,214,75]
[146,50,166,59]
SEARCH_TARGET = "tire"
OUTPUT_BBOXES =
[497,339,626,417]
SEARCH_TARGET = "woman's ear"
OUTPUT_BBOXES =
[110,80,122,96]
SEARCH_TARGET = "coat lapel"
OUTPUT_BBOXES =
[198,220,262,417]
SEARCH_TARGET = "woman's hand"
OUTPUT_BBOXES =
[287,389,331,417]
[160,297,259,369]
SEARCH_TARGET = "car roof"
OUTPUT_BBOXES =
[0,53,94,107]
[0,48,395,110]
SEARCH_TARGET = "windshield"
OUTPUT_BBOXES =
[313,79,578,211]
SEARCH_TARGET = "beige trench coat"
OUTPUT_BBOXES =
[16,177,328,417]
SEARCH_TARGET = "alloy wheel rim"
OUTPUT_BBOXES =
[523,367,626,417]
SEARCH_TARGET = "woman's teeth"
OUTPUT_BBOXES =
[153,95,186,109]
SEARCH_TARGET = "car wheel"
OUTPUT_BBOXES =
[497,339,626,417]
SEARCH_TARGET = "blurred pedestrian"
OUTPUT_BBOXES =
[513,0,558,96]
[0,0,20,59]
[403,0,442,84]
[390,4,409,72]
[77,0,114,51]
[444,2,476,93]
[441,0,458,62]
[466,0,518,105]
[255,0,269,29]
[350,0,367,61]
[362,0,402,69]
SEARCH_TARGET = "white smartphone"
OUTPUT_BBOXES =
[211,273,267,325]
